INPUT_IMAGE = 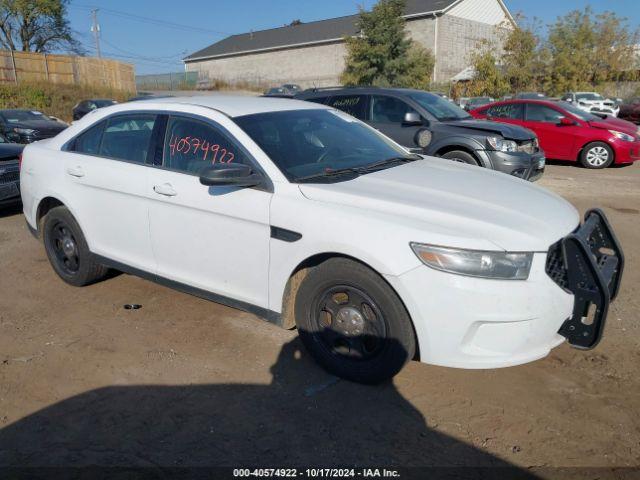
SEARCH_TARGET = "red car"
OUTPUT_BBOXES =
[470,99,640,169]
[619,98,640,124]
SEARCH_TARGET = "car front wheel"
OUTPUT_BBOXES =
[294,258,416,384]
[440,150,479,166]
[43,206,108,286]
[581,142,614,169]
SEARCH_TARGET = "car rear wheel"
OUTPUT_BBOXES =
[43,206,108,286]
[581,142,614,169]
[294,258,416,384]
[440,150,479,166]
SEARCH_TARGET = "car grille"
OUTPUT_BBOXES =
[545,240,570,292]
[517,139,537,154]
[32,129,61,139]
[0,169,19,185]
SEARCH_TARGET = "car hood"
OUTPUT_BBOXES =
[589,117,639,136]
[298,158,579,252]
[7,120,66,132]
[440,119,535,141]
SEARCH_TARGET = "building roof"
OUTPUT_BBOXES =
[184,0,459,62]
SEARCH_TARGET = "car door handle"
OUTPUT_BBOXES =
[66,166,84,178]
[153,183,177,197]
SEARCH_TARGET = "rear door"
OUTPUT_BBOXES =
[368,94,422,148]
[484,102,525,127]
[63,113,157,271]
[325,94,369,122]
[146,113,272,308]
[522,103,576,159]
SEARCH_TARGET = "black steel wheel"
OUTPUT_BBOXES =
[295,258,416,384]
[43,206,108,286]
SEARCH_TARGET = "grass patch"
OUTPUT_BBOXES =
[0,82,135,123]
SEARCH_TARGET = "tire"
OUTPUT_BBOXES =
[580,142,614,169]
[440,150,479,166]
[294,258,416,384]
[42,206,108,287]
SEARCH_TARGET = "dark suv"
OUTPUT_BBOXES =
[295,87,545,181]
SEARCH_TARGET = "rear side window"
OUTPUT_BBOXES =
[72,120,106,155]
[326,95,368,120]
[163,116,248,175]
[486,103,524,120]
[525,104,564,123]
[305,96,330,105]
[99,114,156,163]
[370,95,417,123]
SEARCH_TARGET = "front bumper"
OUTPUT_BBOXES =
[0,162,20,205]
[480,149,545,182]
[385,254,574,369]
[547,209,624,349]
[612,140,640,164]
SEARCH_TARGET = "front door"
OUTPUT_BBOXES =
[368,95,421,148]
[147,114,272,308]
[522,103,577,160]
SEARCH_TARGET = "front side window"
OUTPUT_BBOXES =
[558,102,598,122]
[235,109,415,182]
[370,95,417,123]
[407,92,471,121]
[525,104,564,123]
[163,116,248,175]
[326,95,367,120]
[486,103,524,120]
[72,120,107,154]
[99,114,156,163]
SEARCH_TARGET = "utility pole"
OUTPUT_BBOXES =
[91,9,101,58]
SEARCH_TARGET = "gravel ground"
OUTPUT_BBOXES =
[0,161,638,478]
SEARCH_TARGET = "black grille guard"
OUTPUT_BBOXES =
[550,209,624,349]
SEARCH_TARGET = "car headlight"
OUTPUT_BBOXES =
[410,243,533,280]
[487,136,517,152]
[13,127,35,135]
[608,130,635,142]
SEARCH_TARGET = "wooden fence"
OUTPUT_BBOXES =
[0,50,135,91]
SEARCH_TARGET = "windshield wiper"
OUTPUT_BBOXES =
[357,155,420,173]
[295,167,362,183]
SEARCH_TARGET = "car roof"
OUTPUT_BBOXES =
[299,87,431,97]
[126,95,327,117]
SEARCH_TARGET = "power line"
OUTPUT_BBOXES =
[70,4,232,36]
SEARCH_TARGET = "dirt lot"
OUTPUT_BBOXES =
[0,162,639,477]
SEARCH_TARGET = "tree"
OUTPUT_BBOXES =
[500,16,543,93]
[546,7,639,94]
[467,41,509,97]
[341,0,433,88]
[0,0,80,53]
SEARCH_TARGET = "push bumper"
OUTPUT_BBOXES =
[547,209,624,349]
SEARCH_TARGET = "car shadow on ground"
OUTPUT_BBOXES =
[0,336,538,479]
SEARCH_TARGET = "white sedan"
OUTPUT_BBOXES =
[20,96,624,383]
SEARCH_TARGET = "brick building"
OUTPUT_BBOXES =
[183,0,514,88]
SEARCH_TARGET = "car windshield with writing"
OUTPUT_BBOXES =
[235,109,416,183]
[407,92,471,121]
[0,110,49,123]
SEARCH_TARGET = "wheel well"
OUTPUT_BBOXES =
[435,145,481,165]
[578,141,615,162]
[36,197,64,229]
[280,252,421,361]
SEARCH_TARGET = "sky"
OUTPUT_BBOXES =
[65,0,640,75]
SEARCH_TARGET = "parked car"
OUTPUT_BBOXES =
[72,99,117,121]
[618,98,640,124]
[470,99,640,169]
[0,109,67,144]
[263,87,292,98]
[514,92,546,100]
[20,96,624,383]
[296,87,545,181]
[0,133,24,207]
[560,92,620,117]
[464,96,494,111]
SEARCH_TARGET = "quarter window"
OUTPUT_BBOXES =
[98,114,156,163]
[370,95,417,123]
[72,120,106,155]
[163,116,247,175]
[326,95,367,120]
[525,104,564,123]
[486,103,524,120]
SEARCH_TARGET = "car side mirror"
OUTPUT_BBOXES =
[199,163,263,188]
[558,117,575,126]
[403,112,423,126]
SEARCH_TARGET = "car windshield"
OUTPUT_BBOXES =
[235,109,417,183]
[0,110,49,123]
[407,92,471,121]
[558,101,600,121]
[576,93,604,101]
